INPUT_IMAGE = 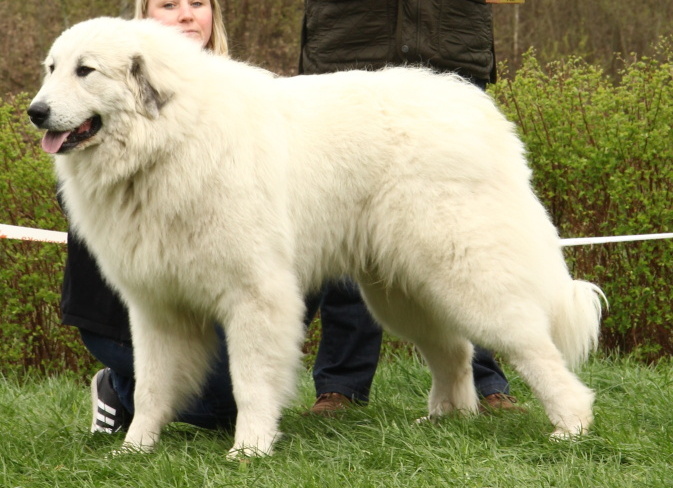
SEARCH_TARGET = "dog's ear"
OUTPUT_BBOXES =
[129,55,170,119]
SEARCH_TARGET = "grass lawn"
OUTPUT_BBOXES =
[1,353,671,487]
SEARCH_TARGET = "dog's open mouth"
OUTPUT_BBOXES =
[41,115,102,154]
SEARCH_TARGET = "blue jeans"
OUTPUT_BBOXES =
[305,280,383,404]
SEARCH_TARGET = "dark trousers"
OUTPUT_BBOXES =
[304,280,383,403]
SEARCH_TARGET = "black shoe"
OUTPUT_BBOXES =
[90,368,132,433]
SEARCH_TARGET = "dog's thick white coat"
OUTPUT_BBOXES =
[32,18,605,456]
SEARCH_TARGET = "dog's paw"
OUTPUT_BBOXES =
[549,426,586,441]
[226,444,272,461]
[111,442,154,457]
[414,415,440,425]
[226,429,280,460]
[416,405,478,425]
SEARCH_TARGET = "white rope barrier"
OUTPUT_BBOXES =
[560,233,673,247]
[0,224,67,244]
[2,223,673,248]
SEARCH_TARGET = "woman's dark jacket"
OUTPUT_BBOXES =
[300,0,495,82]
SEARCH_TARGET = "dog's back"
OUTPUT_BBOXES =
[272,69,530,283]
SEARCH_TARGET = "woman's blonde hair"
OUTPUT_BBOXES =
[134,0,229,56]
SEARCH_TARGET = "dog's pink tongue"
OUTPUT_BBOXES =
[41,130,71,154]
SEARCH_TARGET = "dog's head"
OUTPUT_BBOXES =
[27,17,179,155]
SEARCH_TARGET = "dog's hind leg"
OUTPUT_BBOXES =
[468,303,595,437]
[502,332,595,438]
[121,305,217,453]
[415,336,479,418]
[359,283,479,418]
[221,280,306,459]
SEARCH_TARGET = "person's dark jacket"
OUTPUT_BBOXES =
[300,0,495,83]
[61,233,132,342]
[57,189,132,342]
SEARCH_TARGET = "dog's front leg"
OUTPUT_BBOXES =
[120,304,217,454]
[222,283,305,459]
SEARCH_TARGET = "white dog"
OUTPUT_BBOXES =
[29,17,605,457]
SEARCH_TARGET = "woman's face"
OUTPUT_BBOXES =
[146,0,213,48]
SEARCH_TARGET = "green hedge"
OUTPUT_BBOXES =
[0,93,97,376]
[491,40,673,361]
[1,44,672,375]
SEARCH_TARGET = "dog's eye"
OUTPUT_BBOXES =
[76,66,95,77]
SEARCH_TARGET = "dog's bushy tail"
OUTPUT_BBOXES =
[551,280,607,369]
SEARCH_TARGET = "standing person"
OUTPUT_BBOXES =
[301,0,523,415]
[62,0,233,434]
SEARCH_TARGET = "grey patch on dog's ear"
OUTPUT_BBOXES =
[130,55,169,119]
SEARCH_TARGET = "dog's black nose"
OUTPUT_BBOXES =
[27,102,51,127]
